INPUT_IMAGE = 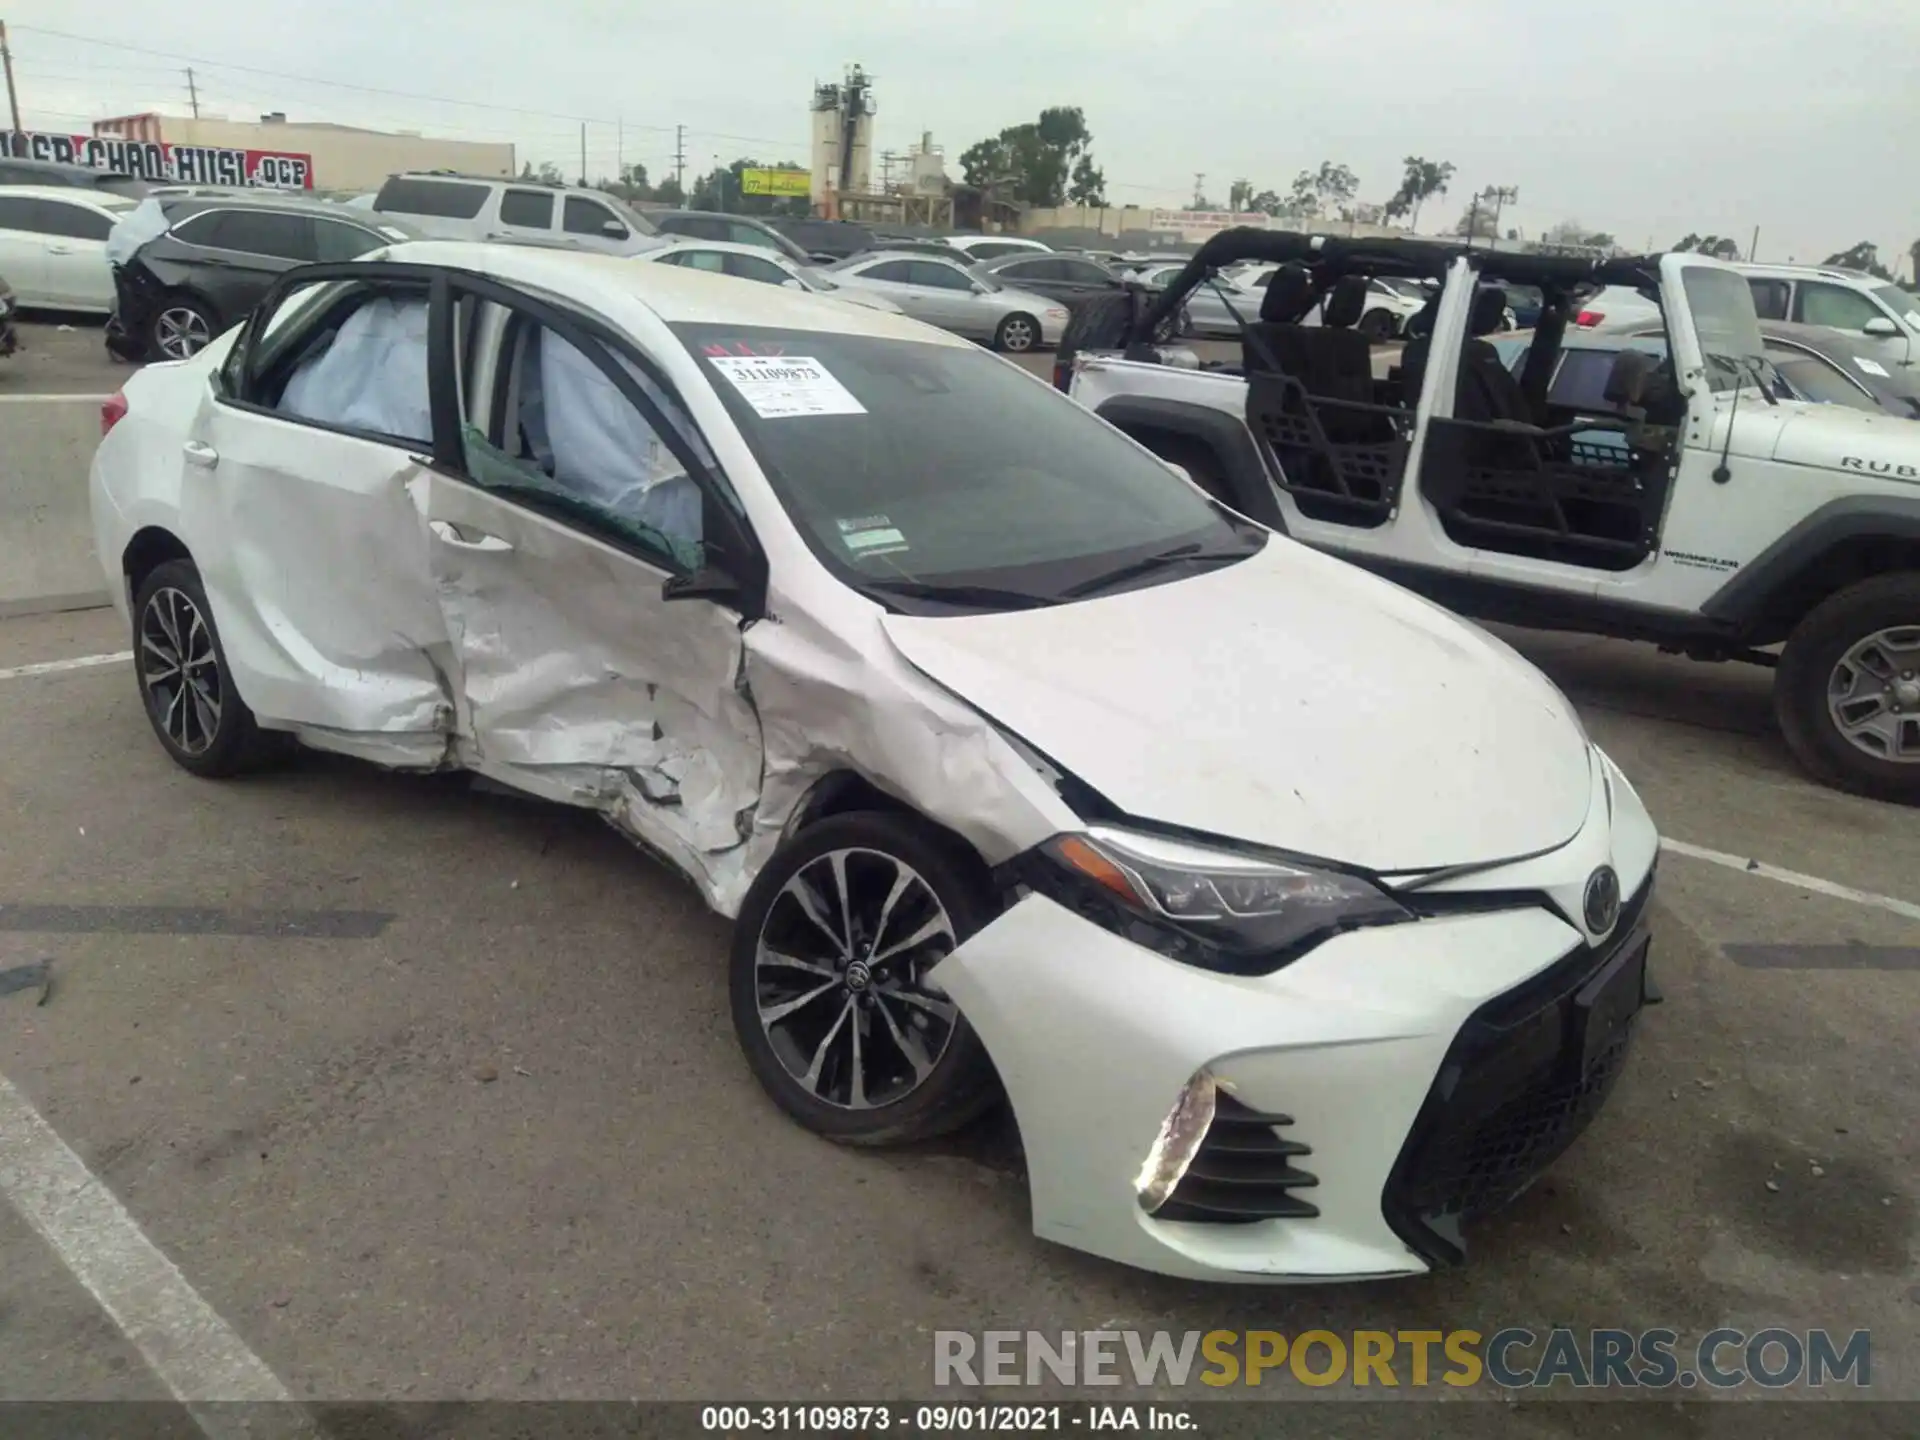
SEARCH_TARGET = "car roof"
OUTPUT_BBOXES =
[642,237,796,264]
[0,184,138,208]
[164,192,412,222]
[659,210,771,226]
[373,239,969,344]
[837,249,968,268]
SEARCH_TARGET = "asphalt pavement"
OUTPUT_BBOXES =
[0,319,1915,1433]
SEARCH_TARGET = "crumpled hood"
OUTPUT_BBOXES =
[881,541,1594,873]
[1770,403,1920,477]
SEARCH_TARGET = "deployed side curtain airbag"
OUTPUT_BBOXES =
[537,328,704,553]
[279,296,433,444]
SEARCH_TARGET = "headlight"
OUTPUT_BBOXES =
[1045,307,1068,320]
[1021,825,1412,972]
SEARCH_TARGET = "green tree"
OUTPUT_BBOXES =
[1822,242,1894,280]
[1674,233,1741,260]
[1382,157,1455,232]
[1228,179,1252,212]
[1068,153,1107,207]
[959,105,1100,208]
[652,176,684,206]
[1313,162,1360,219]
[535,160,564,185]
[1452,202,1498,240]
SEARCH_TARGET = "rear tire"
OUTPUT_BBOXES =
[994,312,1040,354]
[1359,307,1397,342]
[729,811,1001,1147]
[147,293,216,361]
[1774,572,1920,804]
[131,559,279,778]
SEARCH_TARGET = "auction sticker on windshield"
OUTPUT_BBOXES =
[1855,356,1892,378]
[707,355,866,419]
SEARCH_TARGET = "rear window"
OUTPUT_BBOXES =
[374,177,489,219]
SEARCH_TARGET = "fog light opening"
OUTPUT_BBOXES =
[1134,1068,1219,1214]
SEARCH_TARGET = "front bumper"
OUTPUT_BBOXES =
[931,750,1659,1283]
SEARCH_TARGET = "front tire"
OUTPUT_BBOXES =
[994,312,1040,354]
[132,559,274,778]
[1775,573,1920,803]
[1359,307,1397,342]
[729,812,1000,1146]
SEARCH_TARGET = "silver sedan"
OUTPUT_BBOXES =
[636,238,906,315]
[825,251,1070,352]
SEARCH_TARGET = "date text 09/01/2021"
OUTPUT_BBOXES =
[701,1405,1193,1433]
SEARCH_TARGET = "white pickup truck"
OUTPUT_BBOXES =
[1055,230,1920,802]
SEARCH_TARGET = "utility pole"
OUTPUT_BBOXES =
[616,118,623,183]
[1,21,22,135]
[1748,225,1760,262]
[1192,173,1206,209]
[579,122,586,186]
[185,66,200,119]
[673,124,686,193]
[1483,184,1517,246]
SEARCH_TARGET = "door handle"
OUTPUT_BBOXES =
[429,518,513,553]
[182,440,219,467]
[46,245,74,255]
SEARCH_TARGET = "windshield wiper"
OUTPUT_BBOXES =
[1059,541,1250,600]
[866,578,1054,612]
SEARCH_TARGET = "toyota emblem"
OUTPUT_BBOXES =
[1583,866,1622,935]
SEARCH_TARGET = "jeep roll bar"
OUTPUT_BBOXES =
[1127,226,1667,348]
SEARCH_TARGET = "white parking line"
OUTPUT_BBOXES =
[0,392,113,404]
[1661,837,1920,923]
[0,1071,316,1437]
[0,651,131,682]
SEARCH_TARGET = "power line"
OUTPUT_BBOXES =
[10,24,678,130]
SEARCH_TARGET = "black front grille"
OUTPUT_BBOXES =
[1155,1093,1319,1224]
[1382,876,1655,1265]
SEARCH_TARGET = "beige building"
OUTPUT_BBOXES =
[91,112,514,193]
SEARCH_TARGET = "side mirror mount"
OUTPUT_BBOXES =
[601,220,629,239]
[809,251,837,265]
[1165,462,1193,487]
[781,277,805,290]
[1863,315,1900,338]
[662,563,744,607]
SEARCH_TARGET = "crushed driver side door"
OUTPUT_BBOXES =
[416,273,766,909]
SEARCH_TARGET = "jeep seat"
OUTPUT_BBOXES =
[1457,287,1535,424]
[1240,265,1317,376]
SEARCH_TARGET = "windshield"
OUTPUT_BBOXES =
[674,324,1265,612]
[1872,285,1920,331]
[1680,266,1767,393]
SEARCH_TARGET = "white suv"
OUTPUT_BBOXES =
[1738,264,1920,366]
[369,172,662,256]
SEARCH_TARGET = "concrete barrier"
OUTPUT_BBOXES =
[0,395,112,619]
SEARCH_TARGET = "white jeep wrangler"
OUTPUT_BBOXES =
[1055,230,1920,804]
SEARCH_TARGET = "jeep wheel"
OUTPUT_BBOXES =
[1775,573,1920,803]
[1359,307,1397,342]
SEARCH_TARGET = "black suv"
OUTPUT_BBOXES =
[111,196,421,360]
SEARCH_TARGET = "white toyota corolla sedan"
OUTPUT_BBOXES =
[89,240,1660,1283]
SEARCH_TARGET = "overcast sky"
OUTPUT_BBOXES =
[9,0,1919,270]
